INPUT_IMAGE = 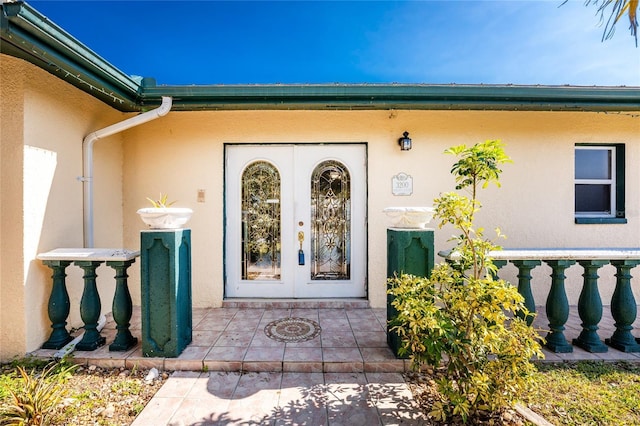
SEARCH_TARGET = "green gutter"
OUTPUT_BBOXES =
[140,83,640,112]
[1,1,141,111]
[2,2,639,113]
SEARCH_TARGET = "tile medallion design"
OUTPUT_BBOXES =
[264,317,322,343]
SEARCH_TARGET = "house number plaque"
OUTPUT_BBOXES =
[392,173,413,196]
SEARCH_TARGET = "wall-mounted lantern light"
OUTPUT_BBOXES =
[398,131,412,151]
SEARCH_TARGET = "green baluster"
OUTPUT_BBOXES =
[74,261,106,351]
[573,260,609,353]
[107,259,138,351]
[41,260,73,349]
[511,260,541,326]
[490,260,507,280]
[544,260,575,353]
[606,260,640,352]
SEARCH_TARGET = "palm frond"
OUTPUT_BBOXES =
[586,0,638,45]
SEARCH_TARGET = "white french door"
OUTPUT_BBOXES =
[225,144,367,298]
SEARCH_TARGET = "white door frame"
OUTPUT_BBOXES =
[224,143,367,299]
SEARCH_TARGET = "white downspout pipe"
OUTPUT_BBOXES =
[82,96,172,248]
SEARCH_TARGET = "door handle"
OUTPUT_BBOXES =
[298,231,305,265]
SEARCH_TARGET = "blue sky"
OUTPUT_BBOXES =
[29,0,640,86]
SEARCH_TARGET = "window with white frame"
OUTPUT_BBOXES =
[574,144,625,223]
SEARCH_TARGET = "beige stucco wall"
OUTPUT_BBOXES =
[121,108,640,310]
[0,55,126,361]
[2,53,639,361]
[1,54,27,361]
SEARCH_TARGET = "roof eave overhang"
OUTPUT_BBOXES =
[140,84,640,112]
[1,1,141,111]
[2,1,639,113]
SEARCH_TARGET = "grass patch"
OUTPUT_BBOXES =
[0,357,53,401]
[1,357,166,426]
[529,361,640,425]
[0,357,76,425]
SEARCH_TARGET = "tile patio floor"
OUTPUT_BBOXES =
[33,301,640,370]
[32,301,640,425]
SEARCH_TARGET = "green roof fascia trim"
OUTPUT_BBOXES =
[139,84,640,112]
[1,1,141,111]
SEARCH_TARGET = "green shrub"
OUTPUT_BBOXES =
[388,140,544,422]
[0,359,76,425]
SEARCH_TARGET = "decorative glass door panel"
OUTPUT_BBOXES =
[311,160,350,280]
[242,161,281,280]
[225,144,366,298]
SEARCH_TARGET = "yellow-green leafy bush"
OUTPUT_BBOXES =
[389,140,544,422]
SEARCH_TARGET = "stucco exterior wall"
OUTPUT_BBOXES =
[1,54,27,361]
[121,108,640,309]
[2,53,639,361]
[0,55,125,361]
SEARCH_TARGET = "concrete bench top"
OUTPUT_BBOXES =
[439,248,640,261]
[37,248,140,262]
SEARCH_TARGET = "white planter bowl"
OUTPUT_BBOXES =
[137,207,193,229]
[383,206,435,229]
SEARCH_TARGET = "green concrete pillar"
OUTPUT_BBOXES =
[544,260,576,353]
[107,259,138,351]
[74,260,107,351]
[41,260,73,349]
[141,229,192,357]
[387,228,435,358]
[607,260,640,352]
[573,260,609,353]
